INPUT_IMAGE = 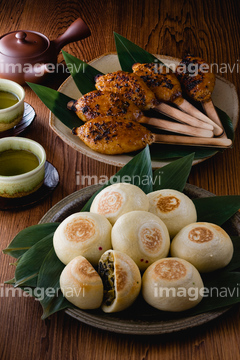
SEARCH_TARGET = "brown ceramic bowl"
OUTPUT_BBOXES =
[39,183,240,335]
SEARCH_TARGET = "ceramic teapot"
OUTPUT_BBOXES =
[0,17,91,85]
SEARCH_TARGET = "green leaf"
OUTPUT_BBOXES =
[224,237,240,272]
[149,143,218,161]
[27,82,83,130]
[37,248,74,319]
[62,51,102,94]
[2,223,59,259]
[216,106,234,141]
[81,146,153,212]
[4,278,16,285]
[152,153,195,192]
[14,233,55,287]
[114,32,163,72]
[193,196,240,225]
[186,271,240,316]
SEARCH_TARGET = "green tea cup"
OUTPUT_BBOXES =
[0,79,25,132]
[0,137,46,198]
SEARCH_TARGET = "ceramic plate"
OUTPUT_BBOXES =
[39,183,240,335]
[49,53,239,168]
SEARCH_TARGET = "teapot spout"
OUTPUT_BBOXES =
[52,17,91,54]
[31,63,51,77]
[24,63,51,84]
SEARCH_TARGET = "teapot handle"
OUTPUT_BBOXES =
[52,18,91,53]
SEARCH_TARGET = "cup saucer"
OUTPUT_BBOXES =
[0,102,35,138]
[0,161,59,210]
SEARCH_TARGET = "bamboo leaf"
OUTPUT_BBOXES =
[149,143,218,161]
[216,106,234,141]
[224,237,240,272]
[27,82,83,129]
[62,51,102,94]
[2,223,59,259]
[14,233,54,287]
[4,278,16,285]
[152,153,195,192]
[186,271,240,316]
[37,248,74,319]
[114,32,162,72]
[193,196,240,225]
[81,145,153,212]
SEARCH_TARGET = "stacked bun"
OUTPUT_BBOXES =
[90,183,149,224]
[111,211,170,271]
[53,212,112,266]
[171,222,233,272]
[147,189,197,238]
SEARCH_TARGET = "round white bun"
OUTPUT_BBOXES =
[147,189,197,238]
[171,222,234,272]
[53,212,112,266]
[60,255,103,309]
[90,183,149,225]
[142,257,204,312]
[111,211,170,271]
[99,250,141,313]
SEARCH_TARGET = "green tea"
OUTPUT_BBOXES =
[0,91,19,109]
[0,149,40,176]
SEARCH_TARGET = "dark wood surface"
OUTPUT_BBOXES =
[0,0,240,359]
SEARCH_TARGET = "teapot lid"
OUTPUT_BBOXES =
[0,30,49,58]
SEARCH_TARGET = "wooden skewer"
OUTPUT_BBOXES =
[68,100,214,137]
[154,102,214,131]
[202,100,227,138]
[73,117,232,154]
[153,133,232,148]
[177,99,223,136]
[140,117,213,138]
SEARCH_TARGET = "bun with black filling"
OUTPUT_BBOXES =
[98,250,141,313]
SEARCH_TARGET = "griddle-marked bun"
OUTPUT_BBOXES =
[90,183,149,225]
[111,211,170,271]
[147,189,197,238]
[60,256,103,309]
[98,250,141,313]
[142,257,204,312]
[171,222,234,272]
[53,212,112,266]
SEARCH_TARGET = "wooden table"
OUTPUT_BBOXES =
[1,0,240,359]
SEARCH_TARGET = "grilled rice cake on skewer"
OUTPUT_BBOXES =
[176,55,226,138]
[72,116,153,154]
[67,90,213,138]
[72,116,232,155]
[132,62,222,136]
[94,71,214,132]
